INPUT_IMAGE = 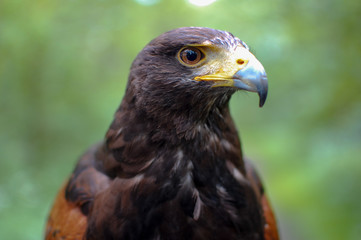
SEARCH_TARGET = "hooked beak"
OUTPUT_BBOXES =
[232,57,268,107]
[194,47,268,107]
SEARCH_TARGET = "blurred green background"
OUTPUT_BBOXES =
[1,0,360,239]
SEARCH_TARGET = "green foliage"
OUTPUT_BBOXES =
[0,0,360,239]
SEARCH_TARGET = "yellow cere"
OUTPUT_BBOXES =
[192,45,252,85]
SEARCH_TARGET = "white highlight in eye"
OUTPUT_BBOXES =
[188,0,217,7]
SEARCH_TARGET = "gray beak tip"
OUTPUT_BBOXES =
[233,64,268,107]
[258,90,267,107]
[258,75,268,107]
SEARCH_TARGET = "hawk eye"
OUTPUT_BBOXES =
[178,47,204,66]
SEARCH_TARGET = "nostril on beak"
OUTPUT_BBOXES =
[236,59,245,65]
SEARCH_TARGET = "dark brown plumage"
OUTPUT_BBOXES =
[45,27,279,240]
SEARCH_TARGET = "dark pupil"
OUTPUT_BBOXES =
[186,50,198,61]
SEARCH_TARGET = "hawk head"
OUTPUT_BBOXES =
[127,27,267,112]
[116,27,268,142]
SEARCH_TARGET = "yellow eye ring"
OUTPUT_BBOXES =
[178,47,205,66]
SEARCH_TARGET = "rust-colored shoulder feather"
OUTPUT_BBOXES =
[45,185,87,240]
[245,159,279,240]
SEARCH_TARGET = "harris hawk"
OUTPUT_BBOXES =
[45,27,279,240]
